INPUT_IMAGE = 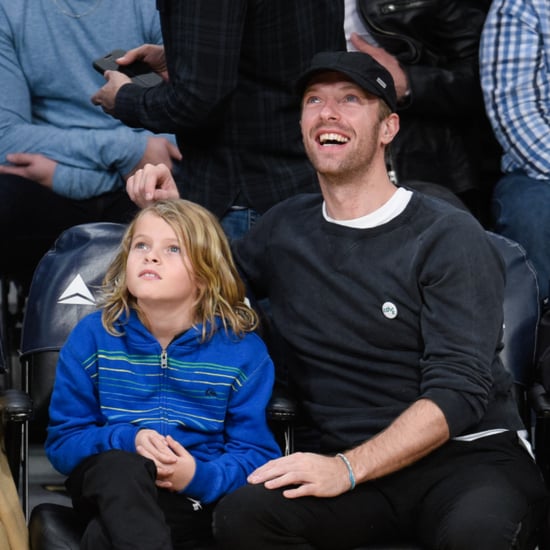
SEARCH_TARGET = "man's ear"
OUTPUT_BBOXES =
[381,113,400,144]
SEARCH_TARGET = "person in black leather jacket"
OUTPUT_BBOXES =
[347,0,500,224]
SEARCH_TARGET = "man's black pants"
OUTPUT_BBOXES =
[214,431,548,549]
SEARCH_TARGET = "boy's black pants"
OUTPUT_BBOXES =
[66,450,215,550]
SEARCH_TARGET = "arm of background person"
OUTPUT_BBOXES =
[54,134,181,198]
[111,0,247,134]
[0,152,126,198]
[401,0,487,116]
[480,0,550,179]
[0,57,151,179]
[53,165,127,199]
[354,0,487,117]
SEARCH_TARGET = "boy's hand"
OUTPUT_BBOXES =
[155,435,196,492]
[135,429,177,467]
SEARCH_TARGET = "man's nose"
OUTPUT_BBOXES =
[320,99,339,120]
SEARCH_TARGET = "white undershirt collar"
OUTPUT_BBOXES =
[322,187,413,228]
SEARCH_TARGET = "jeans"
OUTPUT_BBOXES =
[219,207,260,241]
[491,172,550,300]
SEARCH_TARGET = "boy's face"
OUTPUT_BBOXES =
[126,212,198,312]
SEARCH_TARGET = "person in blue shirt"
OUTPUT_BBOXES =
[480,0,550,299]
[45,199,280,550]
[0,0,181,289]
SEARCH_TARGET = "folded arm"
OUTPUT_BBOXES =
[480,0,550,178]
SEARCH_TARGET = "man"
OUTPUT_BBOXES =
[480,0,550,300]
[127,52,548,549]
[91,1,345,239]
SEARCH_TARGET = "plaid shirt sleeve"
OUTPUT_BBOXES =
[480,0,550,179]
[114,0,246,135]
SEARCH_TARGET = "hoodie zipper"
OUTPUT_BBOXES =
[159,349,168,435]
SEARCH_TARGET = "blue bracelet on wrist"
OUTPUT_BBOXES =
[336,452,356,491]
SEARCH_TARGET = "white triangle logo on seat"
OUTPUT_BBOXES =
[57,274,96,306]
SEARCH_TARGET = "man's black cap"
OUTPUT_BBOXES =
[296,51,397,112]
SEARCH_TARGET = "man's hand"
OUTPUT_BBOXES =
[249,401,450,501]
[350,32,410,100]
[247,452,352,499]
[0,153,57,188]
[125,137,182,180]
[116,44,168,81]
[126,162,180,208]
[91,70,132,115]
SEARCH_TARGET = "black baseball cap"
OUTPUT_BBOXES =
[296,51,397,112]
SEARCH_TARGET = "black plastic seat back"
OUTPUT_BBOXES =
[20,222,126,442]
[487,231,540,424]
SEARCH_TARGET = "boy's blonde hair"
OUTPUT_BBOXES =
[100,199,258,341]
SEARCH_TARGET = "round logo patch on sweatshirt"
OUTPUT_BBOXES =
[382,302,398,319]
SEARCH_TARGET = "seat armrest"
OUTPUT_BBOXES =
[29,503,82,550]
[0,389,33,422]
[267,386,297,422]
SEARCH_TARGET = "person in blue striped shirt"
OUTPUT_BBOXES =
[45,199,281,550]
[480,0,550,299]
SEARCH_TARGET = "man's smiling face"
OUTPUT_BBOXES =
[300,72,384,181]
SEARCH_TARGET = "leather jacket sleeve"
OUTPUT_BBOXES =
[357,0,487,116]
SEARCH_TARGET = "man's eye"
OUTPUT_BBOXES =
[343,95,360,103]
[305,96,321,105]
